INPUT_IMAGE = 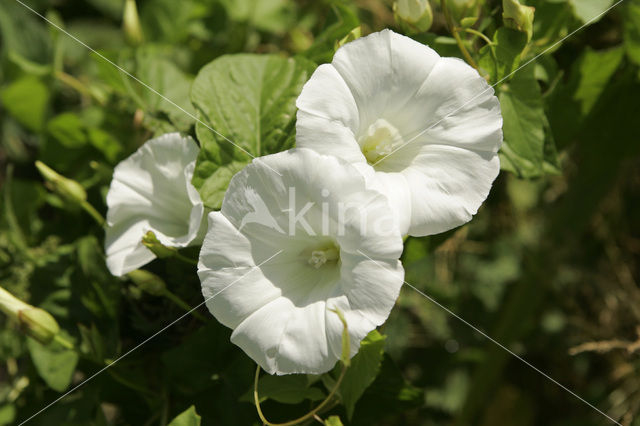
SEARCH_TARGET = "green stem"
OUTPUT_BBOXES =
[461,28,493,46]
[254,364,347,426]
[174,252,198,266]
[80,200,105,226]
[162,290,207,322]
[441,0,479,70]
[53,334,74,350]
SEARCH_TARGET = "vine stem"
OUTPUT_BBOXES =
[80,200,105,226]
[254,364,348,426]
[441,0,479,70]
[461,28,494,46]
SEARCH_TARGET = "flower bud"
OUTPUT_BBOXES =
[502,0,534,41]
[141,231,177,258]
[394,0,433,32]
[123,0,144,46]
[0,287,60,345]
[127,269,166,296]
[35,161,87,204]
[335,27,361,51]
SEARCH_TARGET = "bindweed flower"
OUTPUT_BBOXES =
[105,133,204,276]
[198,148,404,375]
[296,29,502,237]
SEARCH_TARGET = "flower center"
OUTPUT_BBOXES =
[359,118,405,165]
[307,244,340,269]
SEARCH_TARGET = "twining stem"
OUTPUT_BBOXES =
[253,363,348,426]
[55,71,105,105]
[162,290,207,322]
[441,0,479,70]
[80,200,105,226]
[174,252,198,266]
[461,28,494,46]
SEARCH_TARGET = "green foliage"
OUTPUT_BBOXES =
[338,330,386,419]
[253,374,325,404]
[27,338,79,392]
[1,0,638,425]
[191,54,314,208]
[168,406,202,426]
[499,67,549,177]
[1,76,50,132]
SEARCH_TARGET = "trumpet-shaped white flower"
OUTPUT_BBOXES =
[198,148,404,375]
[105,133,204,276]
[296,29,502,237]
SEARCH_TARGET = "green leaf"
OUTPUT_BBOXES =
[569,0,614,24]
[339,330,386,419]
[623,0,640,66]
[498,66,548,178]
[168,406,201,426]
[191,54,314,209]
[252,374,325,404]
[348,354,424,424]
[304,4,360,63]
[324,415,344,426]
[0,404,15,426]
[47,113,87,148]
[218,0,295,34]
[134,49,196,131]
[478,28,528,83]
[1,76,50,132]
[547,46,624,148]
[27,337,79,392]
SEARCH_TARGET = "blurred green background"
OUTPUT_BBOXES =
[1,0,639,425]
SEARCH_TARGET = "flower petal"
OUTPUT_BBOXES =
[404,145,500,236]
[198,148,405,374]
[331,29,440,131]
[105,133,204,276]
[394,57,503,153]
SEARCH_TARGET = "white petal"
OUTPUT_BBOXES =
[198,148,405,374]
[394,57,503,153]
[105,133,204,276]
[198,211,282,329]
[331,29,440,131]
[403,145,500,236]
[295,111,365,164]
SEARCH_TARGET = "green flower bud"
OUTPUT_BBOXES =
[141,231,177,258]
[335,27,361,51]
[502,0,535,41]
[35,161,87,204]
[127,269,166,296]
[394,0,433,32]
[123,0,144,46]
[0,287,60,345]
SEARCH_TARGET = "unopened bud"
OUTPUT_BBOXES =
[123,0,144,46]
[502,0,534,41]
[141,231,176,258]
[0,287,60,345]
[394,0,433,32]
[335,27,361,51]
[127,269,166,296]
[35,161,87,204]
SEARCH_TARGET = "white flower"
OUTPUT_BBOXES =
[296,29,502,237]
[198,148,404,375]
[105,133,204,276]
